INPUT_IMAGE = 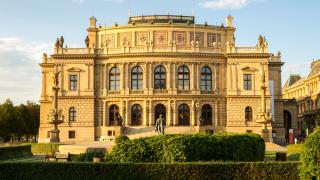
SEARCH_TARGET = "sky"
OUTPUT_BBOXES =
[0,0,319,104]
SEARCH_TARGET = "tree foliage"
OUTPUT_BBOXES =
[0,99,40,142]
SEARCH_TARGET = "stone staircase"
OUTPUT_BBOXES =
[124,126,198,139]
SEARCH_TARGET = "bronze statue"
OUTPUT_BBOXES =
[59,36,64,48]
[55,38,60,49]
[52,71,61,88]
[155,114,165,135]
[85,36,90,48]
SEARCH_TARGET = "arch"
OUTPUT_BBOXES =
[178,104,190,126]
[154,65,166,89]
[109,104,119,126]
[131,104,142,125]
[109,67,120,91]
[69,107,76,122]
[201,66,212,91]
[201,104,212,126]
[245,106,253,122]
[154,104,166,124]
[178,65,190,90]
[284,110,292,140]
[131,66,143,90]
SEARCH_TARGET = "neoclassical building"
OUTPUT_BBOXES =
[283,59,320,139]
[39,15,285,144]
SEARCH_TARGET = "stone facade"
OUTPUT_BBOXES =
[283,60,320,139]
[39,15,284,143]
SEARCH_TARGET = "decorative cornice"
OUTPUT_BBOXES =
[39,63,55,68]
[226,53,272,58]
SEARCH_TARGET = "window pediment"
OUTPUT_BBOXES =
[67,67,83,72]
[241,66,257,72]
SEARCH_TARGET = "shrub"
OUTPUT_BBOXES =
[70,152,105,162]
[109,133,265,163]
[0,162,299,179]
[299,127,320,179]
[28,143,60,155]
[0,145,32,160]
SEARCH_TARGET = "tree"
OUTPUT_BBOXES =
[0,99,16,142]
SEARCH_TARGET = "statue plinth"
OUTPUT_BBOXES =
[261,129,272,142]
[50,128,60,143]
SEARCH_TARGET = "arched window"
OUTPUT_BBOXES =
[245,107,253,121]
[154,104,166,124]
[69,107,76,122]
[131,66,143,90]
[178,65,190,90]
[178,104,190,126]
[109,105,119,126]
[201,66,212,91]
[154,65,166,89]
[109,67,120,91]
[201,104,212,125]
[131,104,142,125]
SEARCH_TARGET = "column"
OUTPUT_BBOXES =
[191,64,195,91]
[125,101,130,126]
[172,63,177,92]
[143,100,148,126]
[227,63,232,90]
[167,100,171,126]
[215,64,219,91]
[90,64,94,90]
[120,63,124,93]
[41,72,46,98]
[191,100,196,126]
[60,64,64,92]
[232,63,237,90]
[149,100,153,126]
[105,102,109,126]
[196,63,200,91]
[149,63,153,93]
[167,63,171,92]
[126,63,130,93]
[102,101,105,126]
[173,100,177,125]
[100,64,104,92]
[143,64,147,92]
[214,101,218,126]
[105,64,109,94]
[86,64,90,89]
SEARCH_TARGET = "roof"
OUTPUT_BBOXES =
[128,15,195,24]
[283,74,302,88]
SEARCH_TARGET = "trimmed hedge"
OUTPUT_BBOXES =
[110,133,265,162]
[299,126,320,179]
[0,162,299,179]
[70,152,105,162]
[0,145,32,160]
[28,143,60,155]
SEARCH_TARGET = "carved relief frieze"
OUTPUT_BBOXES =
[154,31,168,45]
[135,32,149,46]
[208,33,221,47]
[101,34,115,47]
[118,32,132,47]
[173,31,186,46]
[190,32,204,47]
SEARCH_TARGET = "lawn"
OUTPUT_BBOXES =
[264,144,304,161]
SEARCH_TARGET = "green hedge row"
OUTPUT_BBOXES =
[29,143,60,155]
[0,145,32,160]
[109,133,265,162]
[0,162,299,179]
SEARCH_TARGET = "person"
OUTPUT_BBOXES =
[294,137,298,144]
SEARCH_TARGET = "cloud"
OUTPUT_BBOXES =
[199,0,265,9]
[0,38,51,104]
[282,61,311,84]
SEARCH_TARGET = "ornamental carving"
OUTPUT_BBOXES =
[118,33,132,47]
[136,32,149,46]
[154,31,167,45]
[208,33,221,47]
[101,34,115,47]
[173,31,186,46]
[190,32,204,47]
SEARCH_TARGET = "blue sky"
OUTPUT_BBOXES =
[0,0,319,104]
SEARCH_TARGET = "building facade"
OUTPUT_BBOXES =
[39,15,285,143]
[283,60,320,138]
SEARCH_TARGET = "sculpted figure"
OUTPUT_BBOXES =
[155,114,165,135]
[59,36,64,48]
[85,36,90,48]
[55,38,60,49]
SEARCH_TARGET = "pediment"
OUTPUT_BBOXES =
[67,67,82,72]
[241,66,257,72]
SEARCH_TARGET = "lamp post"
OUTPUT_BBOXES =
[48,65,64,143]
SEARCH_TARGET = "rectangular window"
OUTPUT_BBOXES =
[68,131,76,139]
[69,75,78,91]
[243,74,252,90]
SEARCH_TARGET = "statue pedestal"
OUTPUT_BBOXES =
[50,129,60,143]
[261,129,272,142]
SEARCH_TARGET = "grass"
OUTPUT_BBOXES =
[0,155,44,163]
[264,144,304,162]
